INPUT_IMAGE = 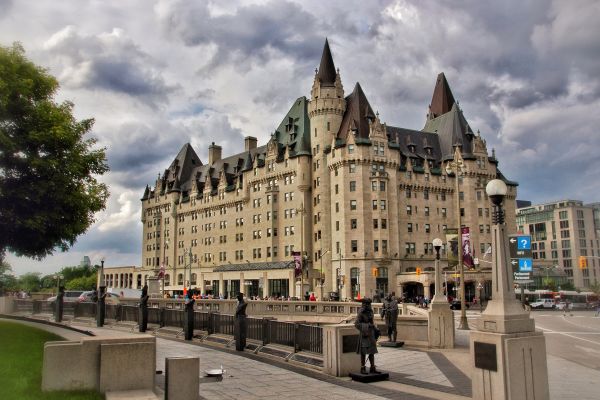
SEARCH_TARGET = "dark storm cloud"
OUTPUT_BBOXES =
[74,224,141,255]
[158,0,324,70]
[44,26,177,106]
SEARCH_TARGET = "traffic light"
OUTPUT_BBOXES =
[416,267,422,276]
[372,267,379,277]
[579,256,588,269]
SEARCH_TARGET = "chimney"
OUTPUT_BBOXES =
[208,142,222,165]
[245,136,257,152]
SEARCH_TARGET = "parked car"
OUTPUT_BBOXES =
[449,300,469,310]
[78,291,120,305]
[530,299,555,309]
[46,290,83,304]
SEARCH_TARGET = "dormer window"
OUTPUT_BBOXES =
[409,145,416,153]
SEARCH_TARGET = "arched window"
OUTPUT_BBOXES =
[191,273,197,285]
[164,274,170,286]
[177,274,183,285]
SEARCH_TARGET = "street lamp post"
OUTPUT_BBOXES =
[432,238,445,304]
[296,202,306,299]
[319,249,330,300]
[477,282,483,313]
[445,146,469,330]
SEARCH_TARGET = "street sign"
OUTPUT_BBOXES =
[509,235,532,259]
[518,258,533,272]
[514,272,532,282]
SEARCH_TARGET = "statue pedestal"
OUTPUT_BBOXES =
[349,372,389,383]
[428,302,455,348]
[379,341,403,348]
[470,329,549,400]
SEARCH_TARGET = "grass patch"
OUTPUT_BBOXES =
[0,320,103,400]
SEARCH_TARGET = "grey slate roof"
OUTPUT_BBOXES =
[337,82,376,140]
[317,38,337,87]
[213,261,295,272]
[422,102,475,162]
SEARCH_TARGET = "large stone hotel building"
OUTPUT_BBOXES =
[140,40,517,300]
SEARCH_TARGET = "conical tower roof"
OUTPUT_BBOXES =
[429,72,456,118]
[337,82,375,139]
[317,38,337,87]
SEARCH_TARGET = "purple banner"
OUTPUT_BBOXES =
[462,227,474,268]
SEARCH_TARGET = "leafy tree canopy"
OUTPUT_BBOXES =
[0,257,17,292]
[0,43,109,260]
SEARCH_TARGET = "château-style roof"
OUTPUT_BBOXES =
[147,97,311,200]
[316,38,337,87]
[145,39,517,201]
[422,102,475,161]
[428,72,456,118]
[337,82,376,140]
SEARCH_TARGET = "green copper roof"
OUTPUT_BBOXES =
[273,96,311,156]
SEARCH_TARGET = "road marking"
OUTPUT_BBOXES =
[543,332,600,335]
[575,345,600,355]
[536,323,600,347]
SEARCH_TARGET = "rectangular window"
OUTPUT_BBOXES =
[374,240,379,252]
[408,223,413,233]
[351,240,358,252]
[351,219,357,229]
[350,181,356,191]
[372,200,378,210]
[381,219,387,229]
[349,163,356,173]
[350,200,357,210]
[371,181,377,191]
[380,181,386,191]
[373,219,378,229]
[380,200,386,210]
[407,205,412,215]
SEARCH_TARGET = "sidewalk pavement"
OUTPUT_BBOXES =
[7,313,600,400]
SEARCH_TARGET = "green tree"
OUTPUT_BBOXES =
[0,43,109,260]
[0,258,17,293]
[17,272,41,292]
[65,274,97,290]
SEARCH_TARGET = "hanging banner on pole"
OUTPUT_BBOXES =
[446,228,458,267]
[292,251,302,277]
[462,227,474,268]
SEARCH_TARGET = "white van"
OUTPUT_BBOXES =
[530,299,555,309]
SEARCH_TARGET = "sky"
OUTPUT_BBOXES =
[2,0,600,276]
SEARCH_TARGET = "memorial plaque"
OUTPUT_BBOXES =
[474,341,497,371]
[342,335,359,353]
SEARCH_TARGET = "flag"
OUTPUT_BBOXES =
[292,251,302,277]
[462,227,474,268]
[446,228,458,267]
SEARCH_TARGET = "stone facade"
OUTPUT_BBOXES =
[516,200,600,289]
[140,40,517,300]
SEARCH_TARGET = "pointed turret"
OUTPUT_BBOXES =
[428,72,456,119]
[337,82,375,139]
[317,38,337,86]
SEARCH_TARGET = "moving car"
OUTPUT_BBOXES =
[529,299,555,309]
[78,291,121,305]
[46,290,83,304]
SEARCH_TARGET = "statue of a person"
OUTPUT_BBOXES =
[55,286,65,323]
[382,292,399,342]
[234,292,248,351]
[139,284,149,332]
[354,297,380,374]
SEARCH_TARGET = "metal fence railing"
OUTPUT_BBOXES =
[5,300,323,354]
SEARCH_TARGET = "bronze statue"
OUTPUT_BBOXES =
[354,297,380,374]
[55,286,65,323]
[382,292,399,342]
[139,284,149,332]
[234,292,248,351]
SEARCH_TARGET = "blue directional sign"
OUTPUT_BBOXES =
[517,236,531,250]
[519,258,533,272]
